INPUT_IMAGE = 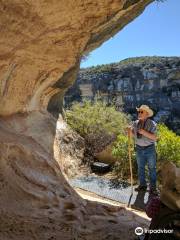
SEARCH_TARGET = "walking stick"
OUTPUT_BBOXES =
[127,129,133,207]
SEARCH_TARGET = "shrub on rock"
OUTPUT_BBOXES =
[64,99,130,163]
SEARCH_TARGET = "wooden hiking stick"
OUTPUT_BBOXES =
[127,129,134,207]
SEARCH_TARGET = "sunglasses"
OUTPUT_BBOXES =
[138,110,144,114]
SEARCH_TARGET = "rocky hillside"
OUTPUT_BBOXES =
[64,56,180,133]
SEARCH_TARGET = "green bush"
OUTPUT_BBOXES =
[112,135,137,179]
[156,124,180,167]
[112,123,180,179]
[64,99,130,161]
[65,99,130,137]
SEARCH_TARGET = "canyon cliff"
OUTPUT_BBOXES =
[65,57,180,133]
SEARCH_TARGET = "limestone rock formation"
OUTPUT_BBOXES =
[95,143,118,164]
[160,162,180,211]
[56,115,85,178]
[64,57,180,133]
[0,1,154,239]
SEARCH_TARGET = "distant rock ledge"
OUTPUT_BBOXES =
[64,56,180,133]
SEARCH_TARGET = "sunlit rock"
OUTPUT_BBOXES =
[0,0,156,239]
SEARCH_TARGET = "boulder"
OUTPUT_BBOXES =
[95,143,118,164]
[160,162,180,211]
[56,115,85,178]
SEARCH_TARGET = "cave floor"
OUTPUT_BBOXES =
[70,174,154,212]
[75,187,150,221]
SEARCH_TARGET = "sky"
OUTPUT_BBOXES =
[81,0,180,68]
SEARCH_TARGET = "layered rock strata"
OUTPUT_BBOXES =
[0,1,155,239]
[65,57,180,133]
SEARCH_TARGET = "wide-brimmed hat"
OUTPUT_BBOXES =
[136,105,153,117]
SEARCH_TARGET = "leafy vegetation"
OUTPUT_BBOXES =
[64,99,130,162]
[112,135,137,179]
[81,56,178,75]
[65,99,130,137]
[156,124,180,167]
[64,99,179,179]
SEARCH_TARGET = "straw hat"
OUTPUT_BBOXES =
[136,105,154,117]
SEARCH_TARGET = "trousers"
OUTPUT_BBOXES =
[136,144,157,187]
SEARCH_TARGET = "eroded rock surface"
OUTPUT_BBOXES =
[0,0,154,239]
[65,57,180,133]
[55,115,85,178]
[160,162,180,211]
